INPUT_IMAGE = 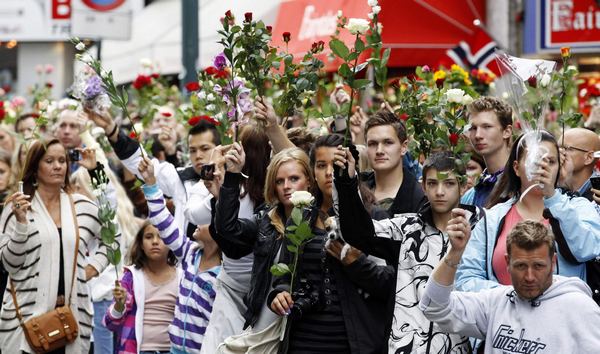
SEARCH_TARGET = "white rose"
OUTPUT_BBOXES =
[372,5,381,14]
[539,73,551,87]
[92,189,102,198]
[337,10,343,18]
[290,191,314,207]
[345,18,370,35]
[206,104,216,111]
[197,91,206,100]
[367,0,378,6]
[445,88,465,103]
[206,93,215,101]
[580,88,588,97]
[377,23,383,34]
[461,94,474,106]
[139,58,153,68]
[567,65,577,73]
[368,12,374,20]
[75,42,85,51]
[38,99,49,110]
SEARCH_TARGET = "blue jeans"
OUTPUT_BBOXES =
[92,300,114,354]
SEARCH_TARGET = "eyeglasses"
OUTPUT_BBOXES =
[561,145,591,153]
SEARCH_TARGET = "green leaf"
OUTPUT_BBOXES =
[291,207,302,226]
[381,48,391,66]
[286,225,298,232]
[351,79,371,90]
[287,244,298,253]
[329,39,350,60]
[101,227,115,245]
[270,263,291,276]
[346,52,359,62]
[112,248,121,266]
[355,37,365,52]
[338,63,351,78]
[296,222,313,239]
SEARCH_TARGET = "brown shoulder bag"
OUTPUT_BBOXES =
[9,195,80,353]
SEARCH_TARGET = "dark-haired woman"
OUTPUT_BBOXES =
[0,139,115,353]
[104,221,181,354]
[456,131,600,293]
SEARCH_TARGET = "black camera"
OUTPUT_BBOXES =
[68,149,81,162]
[290,279,321,320]
[199,164,215,181]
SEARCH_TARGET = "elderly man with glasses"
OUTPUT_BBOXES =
[560,128,600,200]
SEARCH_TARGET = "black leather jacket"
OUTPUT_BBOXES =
[209,172,283,329]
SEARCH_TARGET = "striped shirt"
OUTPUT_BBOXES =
[144,187,220,353]
[0,192,112,353]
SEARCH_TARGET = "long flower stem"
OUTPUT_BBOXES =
[344,38,360,147]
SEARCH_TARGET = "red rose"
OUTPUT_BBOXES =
[282,32,291,43]
[449,133,459,146]
[514,121,522,130]
[560,46,571,58]
[129,131,137,139]
[201,115,221,126]
[0,108,5,120]
[151,73,160,79]
[204,66,218,76]
[215,69,229,79]
[188,116,201,126]
[30,113,40,119]
[0,101,4,108]
[225,10,232,19]
[162,112,172,117]
[244,12,252,22]
[266,26,272,34]
[185,81,201,92]
[435,77,445,89]
[527,75,537,88]
[399,113,409,121]
[45,82,53,88]
[133,75,151,90]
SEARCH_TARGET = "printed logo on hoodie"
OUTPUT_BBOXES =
[492,324,547,353]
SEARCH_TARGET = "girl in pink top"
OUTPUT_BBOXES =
[104,221,182,354]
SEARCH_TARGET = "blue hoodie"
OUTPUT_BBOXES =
[456,190,600,293]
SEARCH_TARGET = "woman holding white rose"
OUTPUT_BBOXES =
[266,135,391,354]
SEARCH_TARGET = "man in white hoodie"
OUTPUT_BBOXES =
[420,218,600,353]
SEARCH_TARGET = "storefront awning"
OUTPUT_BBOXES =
[270,0,487,70]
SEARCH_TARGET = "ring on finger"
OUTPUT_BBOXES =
[15,203,20,209]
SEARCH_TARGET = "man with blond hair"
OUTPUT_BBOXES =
[420,220,600,353]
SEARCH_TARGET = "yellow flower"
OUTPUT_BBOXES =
[464,78,472,86]
[433,70,446,81]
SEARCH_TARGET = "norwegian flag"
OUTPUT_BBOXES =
[438,28,500,75]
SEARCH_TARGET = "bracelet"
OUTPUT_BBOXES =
[443,257,460,269]
[107,124,118,139]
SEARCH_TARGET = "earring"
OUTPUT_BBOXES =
[32,180,38,187]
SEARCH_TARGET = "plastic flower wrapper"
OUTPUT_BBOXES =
[70,67,111,115]
[495,50,556,199]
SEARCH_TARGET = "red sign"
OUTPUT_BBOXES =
[52,0,71,20]
[82,0,126,12]
[545,0,600,48]
[271,0,487,70]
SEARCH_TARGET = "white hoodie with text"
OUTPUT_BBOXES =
[419,275,600,354]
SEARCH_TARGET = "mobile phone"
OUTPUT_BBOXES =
[18,181,23,194]
[199,164,215,181]
[68,149,81,162]
[591,176,600,190]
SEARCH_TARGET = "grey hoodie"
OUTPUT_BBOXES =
[419,275,600,353]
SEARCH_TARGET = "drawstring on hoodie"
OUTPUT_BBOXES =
[506,290,542,307]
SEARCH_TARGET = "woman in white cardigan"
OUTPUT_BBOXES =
[0,138,112,353]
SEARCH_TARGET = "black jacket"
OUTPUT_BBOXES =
[209,172,283,329]
[360,166,427,218]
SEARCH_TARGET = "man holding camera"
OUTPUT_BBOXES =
[420,220,600,353]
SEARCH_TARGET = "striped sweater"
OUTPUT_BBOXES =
[0,192,112,353]
[144,186,220,353]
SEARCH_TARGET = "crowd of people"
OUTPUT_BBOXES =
[1,83,600,354]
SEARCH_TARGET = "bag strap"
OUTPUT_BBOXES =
[67,194,80,306]
[8,194,81,322]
